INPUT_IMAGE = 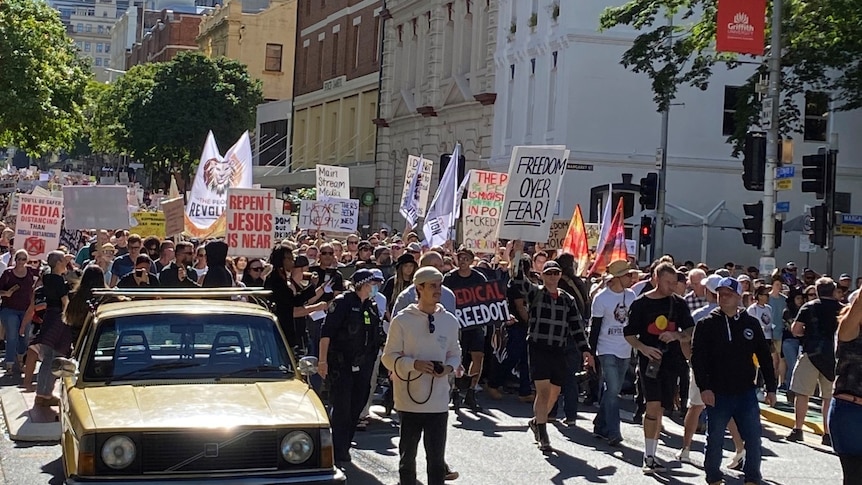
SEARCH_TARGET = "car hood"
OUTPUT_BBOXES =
[80,381,324,430]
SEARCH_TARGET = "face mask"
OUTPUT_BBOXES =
[370,285,380,298]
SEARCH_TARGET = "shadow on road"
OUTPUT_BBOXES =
[40,456,64,484]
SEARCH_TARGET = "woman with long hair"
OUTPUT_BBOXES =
[65,265,106,344]
[264,245,325,349]
[829,294,862,483]
[0,249,39,371]
[381,254,417,317]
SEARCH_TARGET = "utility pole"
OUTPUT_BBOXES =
[826,99,839,275]
[760,0,782,275]
[654,15,672,258]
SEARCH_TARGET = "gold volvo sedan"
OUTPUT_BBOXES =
[54,288,345,484]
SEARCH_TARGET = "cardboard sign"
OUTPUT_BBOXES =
[545,219,570,250]
[298,200,343,233]
[451,280,511,329]
[7,192,18,216]
[62,186,130,230]
[329,197,359,233]
[15,194,63,261]
[585,223,601,250]
[59,225,84,253]
[625,239,637,256]
[316,165,350,199]
[401,156,433,218]
[461,170,509,254]
[0,180,16,194]
[274,214,291,241]
[225,188,276,258]
[497,146,569,242]
[161,197,185,237]
[131,211,166,239]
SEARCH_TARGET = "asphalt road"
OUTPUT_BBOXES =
[0,393,842,485]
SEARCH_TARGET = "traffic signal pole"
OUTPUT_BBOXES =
[761,0,782,273]
[654,16,672,259]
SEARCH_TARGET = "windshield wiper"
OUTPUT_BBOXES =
[106,361,202,384]
[214,365,291,381]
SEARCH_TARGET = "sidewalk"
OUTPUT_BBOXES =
[0,367,62,442]
[759,390,825,436]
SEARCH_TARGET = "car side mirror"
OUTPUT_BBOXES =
[297,356,318,377]
[51,357,79,378]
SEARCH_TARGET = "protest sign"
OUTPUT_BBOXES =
[274,214,291,241]
[15,194,63,261]
[62,186,130,230]
[316,165,350,199]
[131,211,166,239]
[298,200,343,233]
[0,180,16,194]
[497,146,569,242]
[401,156,433,218]
[60,225,84,253]
[451,281,511,329]
[625,239,637,256]
[161,197,185,237]
[461,170,508,253]
[330,197,359,233]
[7,193,18,216]
[585,223,601,249]
[225,188,276,258]
[545,219,570,250]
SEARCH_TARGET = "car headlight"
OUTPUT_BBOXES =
[281,431,314,464]
[101,435,136,470]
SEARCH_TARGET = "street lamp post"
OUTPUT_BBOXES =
[104,67,126,83]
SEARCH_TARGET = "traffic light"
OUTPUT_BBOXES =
[639,173,658,210]
[639,216,653,247]
[801,153,827,198]
[774,219,783,249]
[742,201,764,248]
[742,132,766,191]
[810,203,828,247]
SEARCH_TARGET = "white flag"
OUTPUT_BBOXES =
[423,144,462,248]
[596,183,613,251]
[399,154,422,228]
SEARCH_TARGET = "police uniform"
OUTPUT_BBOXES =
[320,271,383,463]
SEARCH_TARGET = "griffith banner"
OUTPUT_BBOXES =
[184,131,253,238]
[225,188,276,258]
[451,280,511,329]
[15,195,63,261]
[715,0,766,55]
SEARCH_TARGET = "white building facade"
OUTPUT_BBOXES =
[491,0,862,272]
[373,0,497,228]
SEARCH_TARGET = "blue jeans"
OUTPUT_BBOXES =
[704,389,763,484]
[0,308,27,365]
[830,398,862,456]
[783,338,801,387]
[593,354,629,440]
[489,326,531,396]
[306,317,324,393]
[37,345,57,396]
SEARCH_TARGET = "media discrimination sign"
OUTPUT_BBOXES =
[451,280,511,329]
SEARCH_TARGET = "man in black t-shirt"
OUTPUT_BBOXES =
[624,262,694,474]
[307,242,345,392]
[442,246,488,411]
[487,256,533,401]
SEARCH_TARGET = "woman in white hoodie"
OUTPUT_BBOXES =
[382,267,461,485]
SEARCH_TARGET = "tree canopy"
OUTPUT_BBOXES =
[600,0,862,153]
[0,0,90,155]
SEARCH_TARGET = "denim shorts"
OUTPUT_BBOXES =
[830,397,862,456]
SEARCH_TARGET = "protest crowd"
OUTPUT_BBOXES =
[0,142,859,485]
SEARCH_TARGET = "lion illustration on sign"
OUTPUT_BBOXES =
[203,154,244,196]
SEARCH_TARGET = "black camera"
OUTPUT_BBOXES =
[574,368,596,385]
[432,361,445,374]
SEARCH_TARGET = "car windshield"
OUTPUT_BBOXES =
[82,312,294,383]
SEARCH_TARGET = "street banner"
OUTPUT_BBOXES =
[184,131,253,238]
[161,197,185,237]
[716,0,766,55]
[316,165,350,200]
[401,155,433,218]
[588,197,628,275]
[462,170,509,253]
[225,188,276,258]
[545,219,570,250]
[298,200,343,233]
[131,211,166,239]
[274,214,291,241]
[62,186,129,230]
[423,145,462,248]
[451,280,511,329]
[14,194,63,261]
[561,204,590,276]
[496,145,569,242]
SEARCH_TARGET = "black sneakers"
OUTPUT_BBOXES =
[786,428,804,442]
[528,418,539,442]
[642,456,666,474]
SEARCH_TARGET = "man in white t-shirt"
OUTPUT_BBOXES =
[590,260,638,446]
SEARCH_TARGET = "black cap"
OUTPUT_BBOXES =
[357,241,373,251]
[395,253,417,268]
[542,261,562,274]
[294,255,310,267]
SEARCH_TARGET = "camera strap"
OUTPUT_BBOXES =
[392,355,435,405]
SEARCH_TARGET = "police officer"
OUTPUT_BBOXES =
[318,269,384,466]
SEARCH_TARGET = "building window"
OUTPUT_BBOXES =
[264,43,282,72]
[530,58,536,75]
[76,23,83,32]
[552,51,558,69]
[84,42,91,52]
[301,46,309,85]
[722,85,740,136]
[75,41,83,50]
[317,40,324,80]
[373,15,380,61]
[804,91,829,142]
[96,43,103,53]
[104,57,110,67]
[331,33,339,77]
[95,57,102,66]
[85,24,92,32]
[105,42,110,53]
[352,25,360,69]
[98,25,104,34]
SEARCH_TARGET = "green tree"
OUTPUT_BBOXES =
[0,0,90,155]
[600,0,862,153]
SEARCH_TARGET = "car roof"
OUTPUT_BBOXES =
[95,299,275,321]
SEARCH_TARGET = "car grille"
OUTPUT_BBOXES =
[141,429,279,474]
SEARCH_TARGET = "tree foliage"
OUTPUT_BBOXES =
[600,0,862,154]
[0,0,90,155]
[94,52,263,188]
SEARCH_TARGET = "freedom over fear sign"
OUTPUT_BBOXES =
[452,280,511,329]
[497,146,569,242]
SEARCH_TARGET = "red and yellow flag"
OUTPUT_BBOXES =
[588,197,628,275]
[561,204,590,276]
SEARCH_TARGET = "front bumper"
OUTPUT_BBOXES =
[66,468,346,485]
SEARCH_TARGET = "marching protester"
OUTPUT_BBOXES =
[830,288,862,484]
[0,249,39,372]
[117,254,160,288]
[159,241,199,287]
[382,266,461,485]
[691,277,777,485]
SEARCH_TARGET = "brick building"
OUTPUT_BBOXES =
[127,9,203,67]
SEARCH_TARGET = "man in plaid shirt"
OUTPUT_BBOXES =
[510,240,594,453]
[684,269,708,313]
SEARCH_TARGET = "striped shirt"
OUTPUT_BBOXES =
[510,270,590,351]
[684,290,707,314]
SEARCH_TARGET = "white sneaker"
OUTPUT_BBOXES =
[677,447,691,463]
[726,449,745,470]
